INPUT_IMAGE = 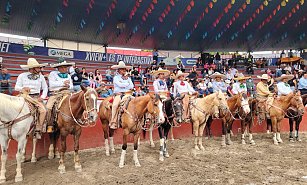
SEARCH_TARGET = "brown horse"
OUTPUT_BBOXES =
[98,96,116,156]
[263,92,304,145]
[56,86,98,173]
[240,98,258,145]
[118,93,164,168]
[190,91,229,150]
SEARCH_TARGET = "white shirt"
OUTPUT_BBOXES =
[212,81,227,93]
[153,79,168,93]
[15,72,48,99]
[197,82,207,90]
[277,82,293,96]
[226,73,233,80]
[232,82,247,94]
[113,74,134,93]
[48,71,73,91]
[173,80,195,95]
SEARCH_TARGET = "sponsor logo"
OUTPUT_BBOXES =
[185,60,197,65]
[107,54,152,64]
[48,49,74,58]
[0,42,10,53]
[85,52,106,61]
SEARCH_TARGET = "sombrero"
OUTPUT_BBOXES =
[20,58,48,70]
[210,72,226,79]
[111,61,131,70]
[257,74,270,80]
[275,74,294,82]
[152,68,170,77]
[50,57,75,68]
[234,73,251,81]
[175,70,189,79]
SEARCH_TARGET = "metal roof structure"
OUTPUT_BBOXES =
[0,0,306,51]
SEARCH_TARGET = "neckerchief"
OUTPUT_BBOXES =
[240,83,245,88]
[284,82,290,87]
[180,81,185,86]
[159,80,165,86]
[27,73,40,80]
[58,73,68,78]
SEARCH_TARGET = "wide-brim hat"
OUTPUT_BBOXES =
[275,74,294,81]
[257,74,270,80]
[152,68,170,77]
[111,61,131,70]
[210,72,226,79]
[50,58,75,68]
[175,70,189,79]
[20,58,48,70]
[234,73,251,81]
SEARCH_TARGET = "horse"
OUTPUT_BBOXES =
[287,94,307,142]
[190,91,229,150]
[98,96,116,156]
[143,96,184,161]
[0,93,38,183]
[54,86,98,173]
[240,98,258,145]
[258,92,304,145]
[118,93,165,168]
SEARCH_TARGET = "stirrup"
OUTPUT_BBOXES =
[47,126,54,133]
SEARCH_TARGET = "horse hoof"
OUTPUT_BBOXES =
[75,165,82,173]
[241,140,246,145]
[194,146,200,150]
[106,152,110,156]
[289,138,294,142]
[226,141,233,145]
[48,155,54,160]
[200,146,205,151]
[31,157,37,163]
[250,140,256,145]
[15,175,23,182]
[111,149,115,154]
[296,137,302,142]
[278,139,283,143]
[135,162,141,167]
[273,141,279,145]
[221,143,226,147]
[159,156,164,162]
[0,177,6,184]
[164,152,170,158]
[150,143,155,148]
[58,166,66,174]
[119,163,124,168]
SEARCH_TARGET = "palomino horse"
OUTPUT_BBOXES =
[54,86,98,173]
[119,93,164,168]
[144,97,184,161]
[0,93,37,183]
[98,96,116,156]
[190,91,229,150]
[260,92,304,145]
[287,94,307,142]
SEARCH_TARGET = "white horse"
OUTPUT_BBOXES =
[0,93,37,183]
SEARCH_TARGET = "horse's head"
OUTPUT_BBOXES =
[212,90,229,118]
[81,85,98,124]
[238,93,250,114]
[172,96,184,124]
[148,93,165,124]
[290,91,305,115]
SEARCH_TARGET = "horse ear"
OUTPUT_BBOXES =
[80,85,87,92]
[180,94,185,100]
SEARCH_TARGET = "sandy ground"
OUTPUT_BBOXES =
[3,133,307,185]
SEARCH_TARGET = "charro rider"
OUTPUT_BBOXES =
[276,74,294,96]
[109,61,134,129]
[232,73,251,95]
[152,67,170,100]
[256,74,274,117]
[46,58,74,132]
[15,58,48,139]
[211,72,227,93]
[173,70,196,122]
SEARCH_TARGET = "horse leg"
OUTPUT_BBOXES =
[109,129,115,153]
[58,135,67,174]
[21,138,28,163]
[276,120,283,143]
[15,136,27,182]
[193,121,200,150]
[248,121,255,145]
[0,138,8,183]
[226,121,233,145]
[55,131,61,159]
[119,129,128,168]
[266,119,272,134]
[289,118,294,142]
[133,132,141,167]
[241,121,246,145]
[271,117,278,145]
[295,116,302,142]
[48,132,55,159]
[221,119,227,147]
[31,138,38,163]
[198,122,207,151]
[158,126,164,161]
[102,121,110,156]
[74,130,82,172]
[170,126,175,141]
[149,122,155,147]
[163,123,171,158]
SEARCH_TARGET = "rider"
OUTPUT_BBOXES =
[232,73,251,95]
[173,70,196,122]
[211,72,227,93]
[46,58,74,133]
[256,74,274,114]
[15,58,48,139]
[152,67,170,100]
[110,61,134,129]
[276,74,294,96]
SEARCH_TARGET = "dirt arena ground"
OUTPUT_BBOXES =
[3,133,307,185]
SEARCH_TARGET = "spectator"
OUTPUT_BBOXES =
[159,60,165,69]
[131,67,140,84]
[71,67,83,92]
[94,69,103,85]
[88,72,96,88]
[208,67,214,76]
[137,65,142,74]
[225,69,233,80]
[275,65,282,77]
[284,64,292,73]
[246,78,255,97]
[207,78,214,94]
[298,73,307,95]
[134,86,146,97]
[81,67,88,80]
[203,62,209,74]
[105,66,113,84]
[230,67,238,77]
[177,61,185,72]
[96,82,113,98]
[0,68,12,95]
[151,60,158,70]
[187,65,198,88]
[197,79,207,96]
[225,80,234,97]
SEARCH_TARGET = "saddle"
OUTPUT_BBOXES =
[49,94,69,129]
[18,93,39,134]
[117,96,133,127]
